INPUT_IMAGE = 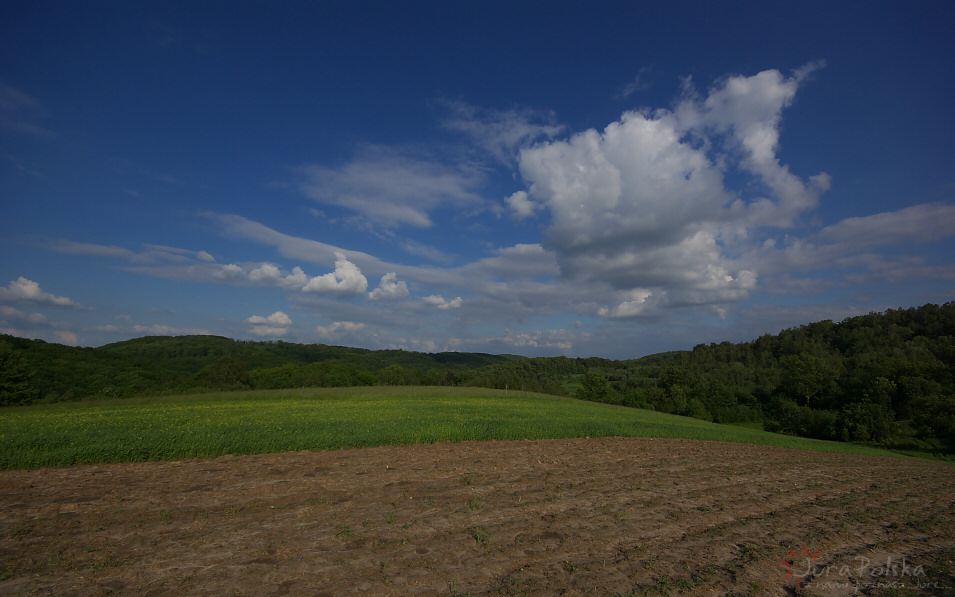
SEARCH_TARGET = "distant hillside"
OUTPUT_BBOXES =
[0,334,516,403]
[442,302,954,455]
[2,302,953,455]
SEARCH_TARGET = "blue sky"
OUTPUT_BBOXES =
[2,2,954,358]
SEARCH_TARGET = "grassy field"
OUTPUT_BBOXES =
[0,386,899,470]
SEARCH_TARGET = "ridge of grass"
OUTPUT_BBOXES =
[0,386,902,470]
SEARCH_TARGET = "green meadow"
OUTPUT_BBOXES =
[0,386,898,470]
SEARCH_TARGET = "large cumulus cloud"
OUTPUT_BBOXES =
[518,66,828,315]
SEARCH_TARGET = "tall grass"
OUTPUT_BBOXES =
[0,386,897,469]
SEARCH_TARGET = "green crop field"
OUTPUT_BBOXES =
[0,386,898,470]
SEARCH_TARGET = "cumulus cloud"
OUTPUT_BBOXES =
[423,295,462,309]
[369,272,409,300]
[519,65,826,314]
[247,311,292,336]
[0,277,83,308]
[302,252,368,296]
[299,146,483,228]
[674,63,829,226]
[247,263,308,291]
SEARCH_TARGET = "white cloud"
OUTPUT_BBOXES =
[0,305,47,324]
[247,263,308,291]
[369,272,409,300]
[813,202,955,247]
[491,328,576,353]
[302,252,368,296]
[316,321,365,337]
[615,67,651,99]
[247,311,292,336]
[505,190,538,220]
[518,65,827,311]
[53,331,78,345]
[53,240,217,266]
[299,146,483,228]
[675,64,829,226]
[0,277,83,308]
[131,324,212,336]
[441,100,564,163]
[423,295,462,309]
[598,289,653,319]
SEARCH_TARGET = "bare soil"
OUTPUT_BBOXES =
[1,438,953,596]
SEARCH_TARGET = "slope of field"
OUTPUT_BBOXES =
[1,438,953,596]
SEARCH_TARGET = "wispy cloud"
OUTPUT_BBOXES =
[0,82,56,138]
[440,100,564,164]
[315,320,365,339]
[298,145,484,229]
[52,240,214,265]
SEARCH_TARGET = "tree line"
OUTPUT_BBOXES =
[2,302,953,455]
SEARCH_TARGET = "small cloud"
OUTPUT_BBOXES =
[369,272,409,301]
[316,321,365,337]
[247,263,308,291]
[247,311,292,337]
[0,305,47,324]
[302,252,368,296]
[495,328,574,353]
[598,289,653,319]
[615,67,651,99]
[0,277,84,308]
[131,324,212,336]
[423,295,463,310]
[505,190,538,220]
[53,331,79,345]
[247,311,292,326]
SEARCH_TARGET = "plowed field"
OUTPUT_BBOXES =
[2,438,953,596]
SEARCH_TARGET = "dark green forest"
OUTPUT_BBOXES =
[2,302,954,455]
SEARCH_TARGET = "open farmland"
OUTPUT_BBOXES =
[1,389,953,595]
[0,387,897,470]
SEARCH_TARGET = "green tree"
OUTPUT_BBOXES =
[780,353,840,407]
[0,340,38,405]
[577,370,610,403]
[195,357,251,389]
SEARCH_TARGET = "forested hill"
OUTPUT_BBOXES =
[2,301,953,454]
[0,334,516,403]
[563,301,955,455]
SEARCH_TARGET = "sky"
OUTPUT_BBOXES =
[2,1,954,359]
